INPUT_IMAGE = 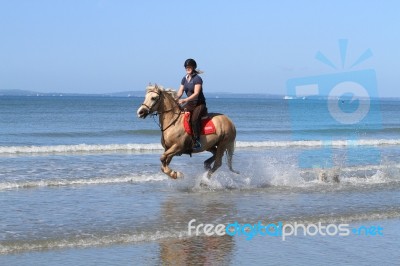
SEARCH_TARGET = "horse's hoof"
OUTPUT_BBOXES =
[199,182,209,188]
[199,175,210,188]
[333,174,340,183]
[230,169,240,175]
[319,172,328,182]
[170,171,184,179]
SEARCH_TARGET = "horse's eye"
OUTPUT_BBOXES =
[151,96,158,101]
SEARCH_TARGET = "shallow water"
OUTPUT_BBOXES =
[1,96,400,264]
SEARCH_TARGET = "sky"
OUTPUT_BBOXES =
[0,0,399,97]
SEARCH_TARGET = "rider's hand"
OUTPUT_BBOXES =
[178,99,187,105]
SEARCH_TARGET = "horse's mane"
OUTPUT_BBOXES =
[146,84,177,99]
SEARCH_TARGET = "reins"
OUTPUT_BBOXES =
[148,89,182,132]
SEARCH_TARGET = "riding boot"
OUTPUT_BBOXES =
[191,120,202,150]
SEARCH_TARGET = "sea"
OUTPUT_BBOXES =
[0,95,399,265]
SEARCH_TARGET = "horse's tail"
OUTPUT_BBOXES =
[226,140,239,174]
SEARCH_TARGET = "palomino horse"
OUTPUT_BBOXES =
[137,84,239,179]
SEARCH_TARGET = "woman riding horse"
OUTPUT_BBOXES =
[176,58,207,150]
[137,84,239,179]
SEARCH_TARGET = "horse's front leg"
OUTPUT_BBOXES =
[160,144,183,179]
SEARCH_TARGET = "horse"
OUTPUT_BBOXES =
[137,84,239,179]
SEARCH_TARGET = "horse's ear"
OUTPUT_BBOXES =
[155,83,158,89]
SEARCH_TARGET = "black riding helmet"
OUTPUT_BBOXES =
[184,58,197,69]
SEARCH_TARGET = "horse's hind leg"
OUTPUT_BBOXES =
[204,147,217,170]
[207,145,225,178]
[227,141,239,174]
[206,141,239,178]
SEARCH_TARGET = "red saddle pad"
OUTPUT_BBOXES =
[183,112,216,135]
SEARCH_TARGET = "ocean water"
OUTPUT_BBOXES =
[0,96,400,265]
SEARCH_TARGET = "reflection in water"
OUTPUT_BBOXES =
[160,235,234,265]
[159,195,236,265]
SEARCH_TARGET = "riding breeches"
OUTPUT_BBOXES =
[190,104,207,139]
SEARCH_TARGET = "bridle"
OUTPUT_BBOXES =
[142,89,182,132]
[140,90,161,113]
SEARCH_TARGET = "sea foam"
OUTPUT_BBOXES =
[1,139,400,155]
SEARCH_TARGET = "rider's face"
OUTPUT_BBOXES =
[185,66,193,74]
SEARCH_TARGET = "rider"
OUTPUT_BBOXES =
[177,58,207,150]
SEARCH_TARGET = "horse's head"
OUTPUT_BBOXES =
[137,84,163,119]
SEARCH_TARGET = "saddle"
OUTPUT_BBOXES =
[183,112,216,135]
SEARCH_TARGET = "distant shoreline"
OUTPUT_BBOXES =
[0,89,399,100]
[0,89,283,99]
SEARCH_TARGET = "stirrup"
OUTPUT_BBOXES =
[193,139,202,150]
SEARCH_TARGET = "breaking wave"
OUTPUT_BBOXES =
[1,139,400,155]
[0,230,186,255]
[0,174,168,191]
[0,143,164,155]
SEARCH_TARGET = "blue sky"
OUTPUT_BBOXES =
[1,0,399,97]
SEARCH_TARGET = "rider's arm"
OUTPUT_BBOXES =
[179,84,201,104]
[176,85,184,99]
